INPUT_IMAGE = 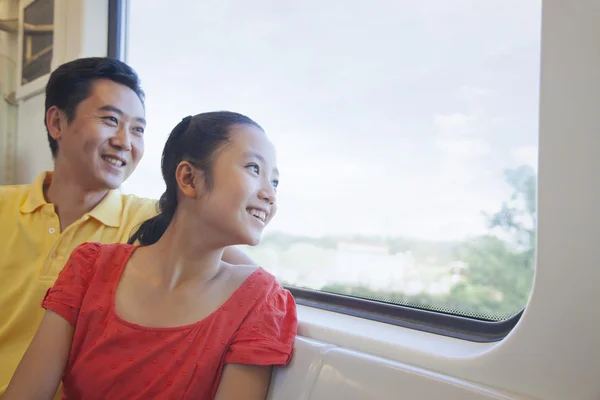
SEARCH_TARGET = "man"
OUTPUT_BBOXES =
[0,57,254,396]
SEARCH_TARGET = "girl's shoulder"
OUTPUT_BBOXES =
[67,242,137,282]
[222,265,291,313]
[71,242,136,261]
[224,265,280,294]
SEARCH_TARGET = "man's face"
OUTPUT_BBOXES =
[49,79,146,190]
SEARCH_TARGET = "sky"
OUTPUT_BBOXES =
[121,0,541,241]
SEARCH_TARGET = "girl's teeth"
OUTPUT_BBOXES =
[248,208,266,221]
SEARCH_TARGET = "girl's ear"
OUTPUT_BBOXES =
[175,161,205,198]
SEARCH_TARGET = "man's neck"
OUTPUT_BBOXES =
[44,170,109,232]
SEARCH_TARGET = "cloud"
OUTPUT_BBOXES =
[433,112,490,158]
[510,145,538,171]
[434,113,475,137]
[459,86,495,102]
[435,137,490,158]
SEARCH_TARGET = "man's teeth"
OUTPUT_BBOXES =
[248,208,266,221]
[103,156,124,167]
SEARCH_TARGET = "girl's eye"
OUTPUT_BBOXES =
[272,180,279,189]
[247,164,259,174]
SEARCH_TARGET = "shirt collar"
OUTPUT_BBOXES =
[87,189,122,228]
[19,171,51,214]
[19,171,123,228]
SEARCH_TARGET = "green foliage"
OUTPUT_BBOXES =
[456,165,536,318]
[321,165,537,321]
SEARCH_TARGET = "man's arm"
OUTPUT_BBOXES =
[222,246,256,265]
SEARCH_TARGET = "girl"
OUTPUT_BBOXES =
[5,111,297,399]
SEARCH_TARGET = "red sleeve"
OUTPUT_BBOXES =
[225,279,298,367]
[41,242,101,326]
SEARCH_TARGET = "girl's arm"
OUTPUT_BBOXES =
[3,310,74,400]
[214,364,273,400]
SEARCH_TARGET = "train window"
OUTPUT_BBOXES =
[121,0,540,337]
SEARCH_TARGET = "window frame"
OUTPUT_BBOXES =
[107,0,127,60]
[287,286,523,342]
[110,0,527,342]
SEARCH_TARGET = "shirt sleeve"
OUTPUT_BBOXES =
[41,242,101,326]
[225,279,298,367]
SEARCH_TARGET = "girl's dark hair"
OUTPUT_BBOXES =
[128,111,263,246]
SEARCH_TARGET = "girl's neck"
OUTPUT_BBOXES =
[147,211,226,291]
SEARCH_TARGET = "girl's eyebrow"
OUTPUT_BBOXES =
[243,151,279,176]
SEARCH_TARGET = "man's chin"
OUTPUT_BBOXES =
[95,169,131,190]
[96,176,124,191]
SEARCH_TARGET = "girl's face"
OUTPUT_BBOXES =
[190,124,279,247]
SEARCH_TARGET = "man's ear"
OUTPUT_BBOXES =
[46,106,67,143]
[175,161,205,198]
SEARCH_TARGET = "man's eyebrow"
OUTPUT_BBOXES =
[98,105,146,125]
[244,151,279,176]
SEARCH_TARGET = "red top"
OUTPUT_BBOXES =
[42,242,297,400]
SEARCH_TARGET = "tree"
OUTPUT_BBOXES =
[451,165,537,320]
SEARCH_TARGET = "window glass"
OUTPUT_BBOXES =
[21,0,54,84]
[125,0,540,321]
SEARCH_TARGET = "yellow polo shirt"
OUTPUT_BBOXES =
[0,171,157,397]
